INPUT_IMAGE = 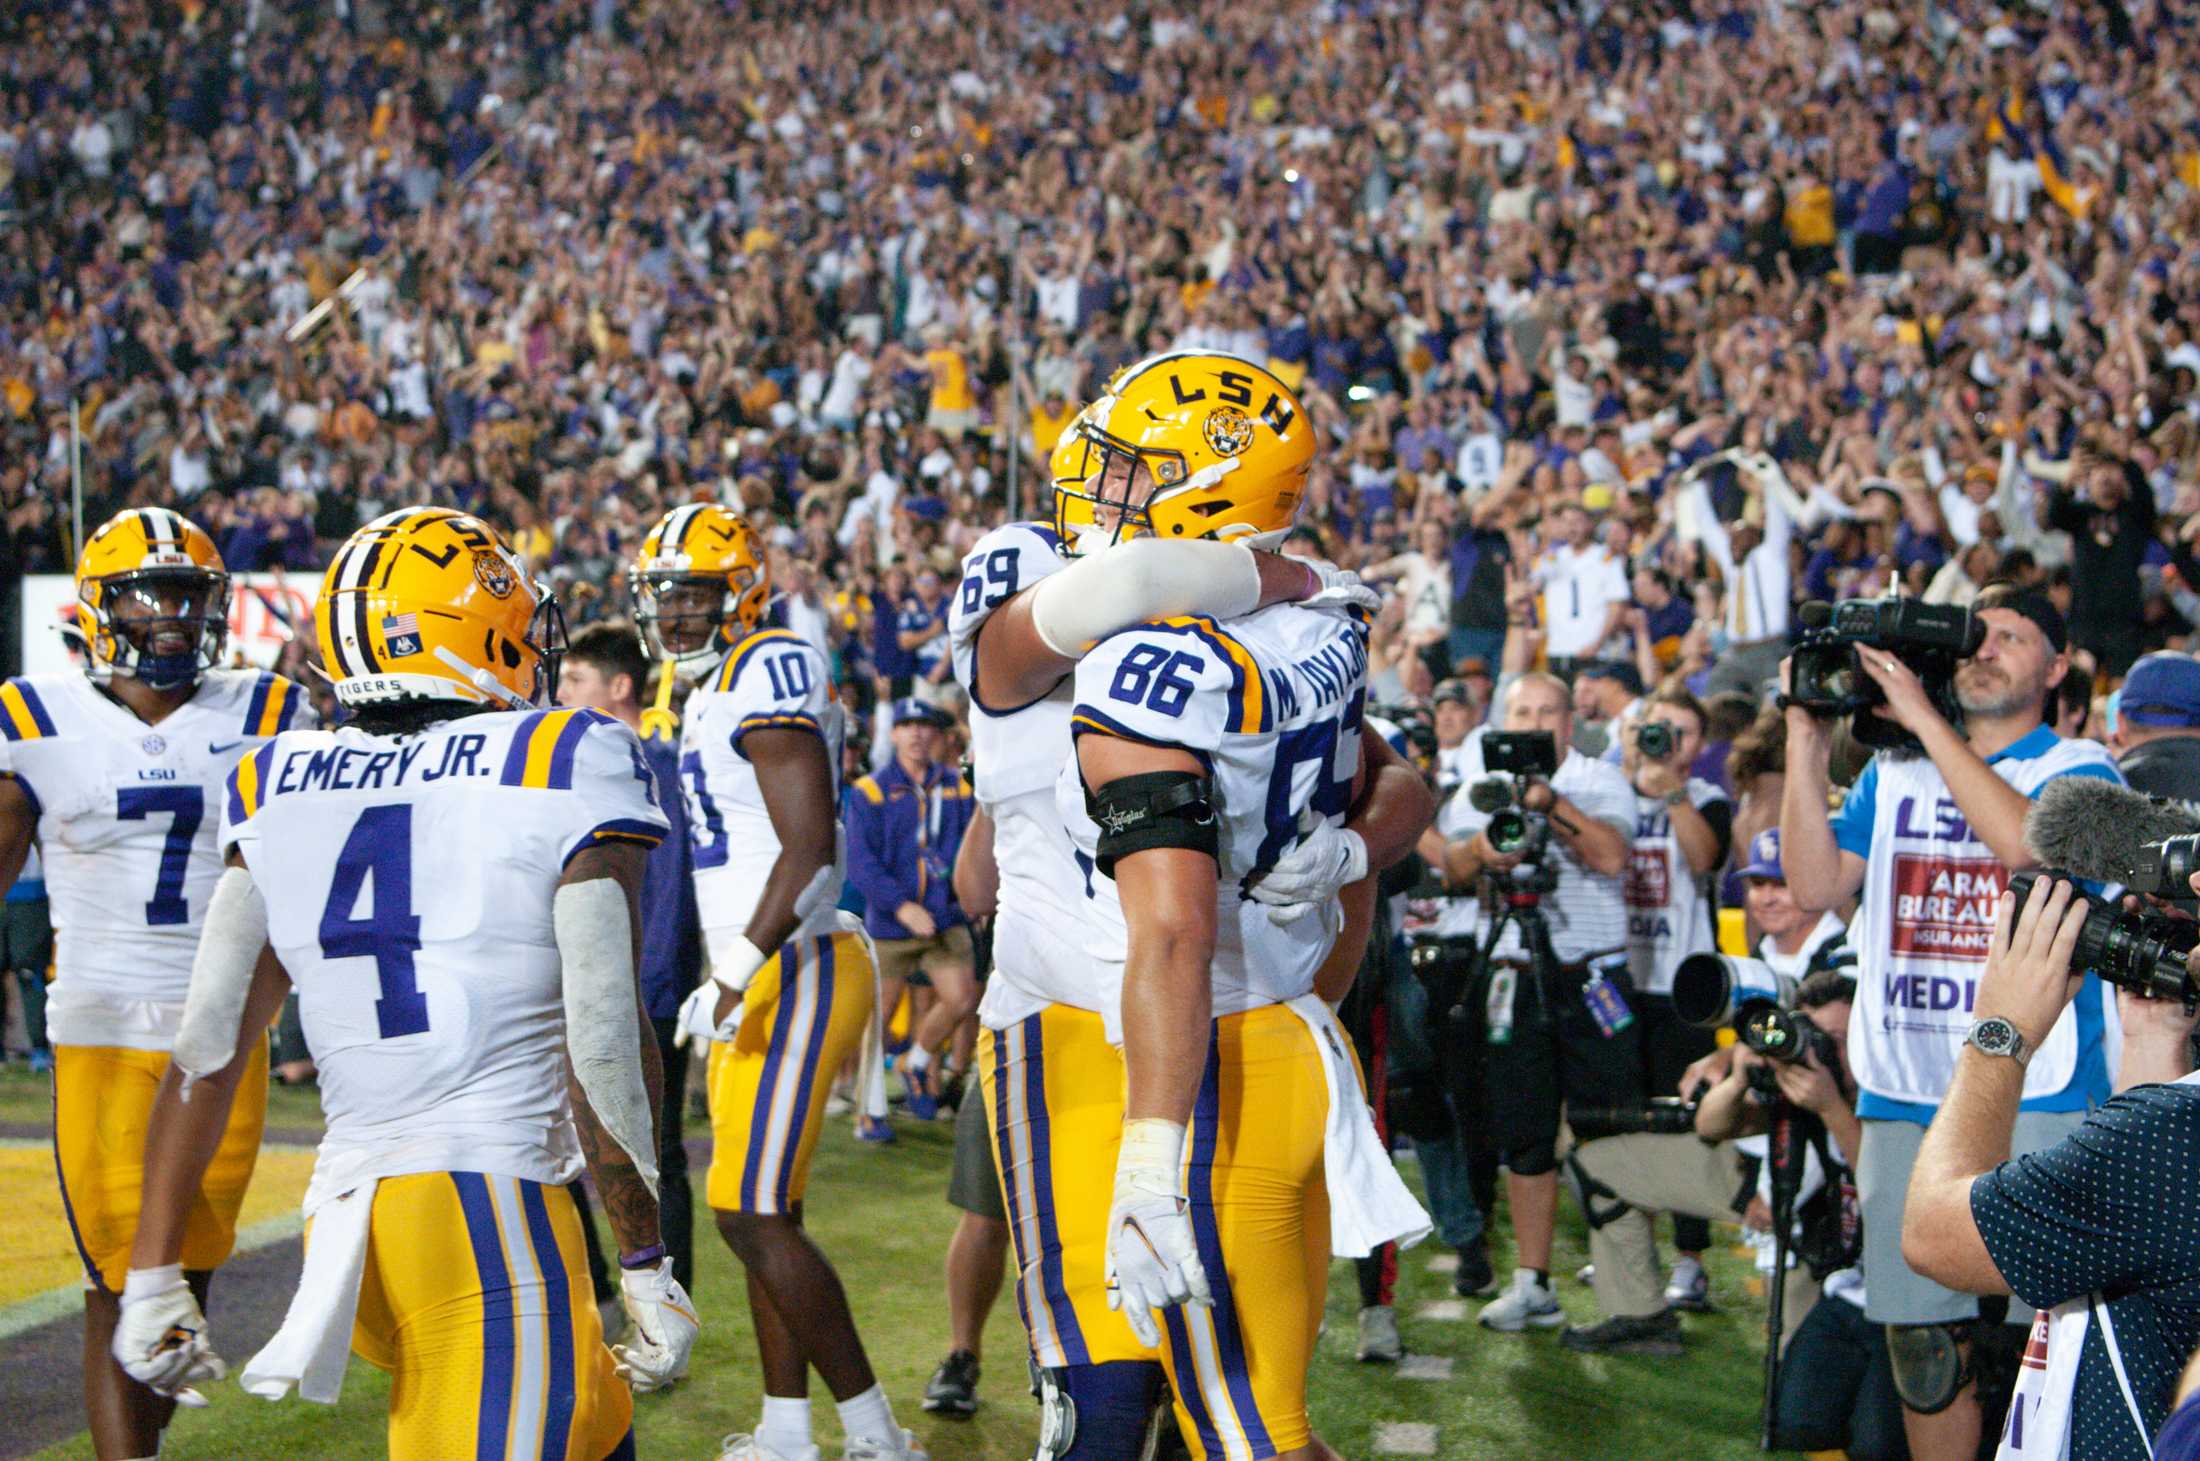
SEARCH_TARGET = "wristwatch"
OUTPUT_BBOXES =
[1661,788,1689,807]
[1964,1016,2031,1068]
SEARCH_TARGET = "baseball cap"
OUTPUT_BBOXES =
[1738,828,1784,881]
[1577,660,1645,696]
[1456,655,1494,680]
[1432,678,1472,708]
[2119,653,2200,728]
[891,697,950,729]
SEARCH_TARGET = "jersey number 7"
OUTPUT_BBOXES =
[319,804,429,1039]
[116,786,202,927]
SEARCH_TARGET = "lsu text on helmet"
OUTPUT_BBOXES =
[315,506,563,710]
[73,507,230,691]
[629,503,770,679]
[1053,351,1312,555]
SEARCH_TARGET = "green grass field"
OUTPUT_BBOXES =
[7,1069,1790,1460]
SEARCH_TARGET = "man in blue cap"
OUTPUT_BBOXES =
[844,698,978,1121]
[2111,652,2200,800]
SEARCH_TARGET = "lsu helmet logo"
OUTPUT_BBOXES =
[1203,406,1255,457]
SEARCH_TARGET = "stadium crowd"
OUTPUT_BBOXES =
[15,0,2200,1459]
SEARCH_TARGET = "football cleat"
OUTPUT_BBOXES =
[71,508,229,690]
[314,507,562,710]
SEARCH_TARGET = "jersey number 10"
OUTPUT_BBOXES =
[318,804,429,1039]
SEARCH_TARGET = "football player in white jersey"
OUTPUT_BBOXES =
[949,377,1426,1459]
[0,508,310,1460]
[111,507,697,1461]
[632,503,922,1461]
[1060,354,1433,1460]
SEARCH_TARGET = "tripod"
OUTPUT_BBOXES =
[1760,1097,1807,1452]
[1471,867,1565,1035]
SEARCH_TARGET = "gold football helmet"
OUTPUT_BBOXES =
[629,503,770,678]
[1052,352,1312,554]
[314,507,563,709]
[73,508,230,689]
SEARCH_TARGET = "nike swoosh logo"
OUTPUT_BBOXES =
[207,740,246,754]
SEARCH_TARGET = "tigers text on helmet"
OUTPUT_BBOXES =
[629,503,770,678]
[73,508,231,691]
[1052,352,1312,555]
[314,507,564,710]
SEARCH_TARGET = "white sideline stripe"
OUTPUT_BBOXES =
[0,1210,304,1342]
[1373,1422,1440,1455]
[1425,1252,1459,1274]
[1397,1354,1454,1381]
[1416,1299,1467,1322]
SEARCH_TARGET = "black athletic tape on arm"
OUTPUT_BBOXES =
[1088,770,1218,878]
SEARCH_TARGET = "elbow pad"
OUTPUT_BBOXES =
[1087,770,1217,878]
[554,878,660,1197]
[1029,539,1261,659]
[174,867,270,1096]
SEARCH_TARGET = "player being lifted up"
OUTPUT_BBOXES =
[1059,354,1433,1460]
[111,508,696,1461]
[951,354,1431,1459]
[0,509,310,1461]
[631,503,923,1461]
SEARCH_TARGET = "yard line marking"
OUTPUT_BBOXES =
[1425,1253,1459,1274]
[1397,1354,1454,1381]
[1373,1422,1439,1454]
[0,1210,303,1343]
[1415,1299,1467,1322]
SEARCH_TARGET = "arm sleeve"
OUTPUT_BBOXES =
[1693,781,1736,867]
[558,714,672,869]
[1070,625,1236,759]
[722,637,833,758]
[1969,1085,2200,1310]
[1830,757,1881,859]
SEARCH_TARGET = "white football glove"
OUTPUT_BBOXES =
[610,1258,699,1392]
[1249,822,1369,925]
[673,983,734,1049]
[1299,560,1381,616]
[113,1265,224,1402]
[1105,1120,1211,1349]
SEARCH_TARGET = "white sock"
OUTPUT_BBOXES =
[905,1046,931,1075]
[1515,1267,1546,1292]
[1673,1255,1704,1277]
[836,1383,900,1448]
[757,1394,812,1455]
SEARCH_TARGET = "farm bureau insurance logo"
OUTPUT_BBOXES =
[1889,852,2004,960]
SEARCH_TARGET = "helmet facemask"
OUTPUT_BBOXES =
[632,569,752,676]
[1052,418,1248,556]
[87,567,230,689]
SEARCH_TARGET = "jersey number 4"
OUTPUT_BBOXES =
[319,804,429,1039]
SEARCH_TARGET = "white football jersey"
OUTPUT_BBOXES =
[947,522,1121,1034]
[680,627,845,957]
[0,669,313,1048]
[1058,602,1369,1015]
[222,707,667,1202]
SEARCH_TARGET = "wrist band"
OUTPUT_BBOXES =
[618,1244,667,1271]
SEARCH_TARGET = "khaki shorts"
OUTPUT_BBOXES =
[874,924,974,986]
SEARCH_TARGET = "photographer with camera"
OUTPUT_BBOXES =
[1619,689,1734,1312]
[1439,672,1638,1333]
[1903,875,2200,1461]
[1780,581,2123,1460]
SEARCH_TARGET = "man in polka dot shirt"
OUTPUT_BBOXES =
[1905,876,2200,1461]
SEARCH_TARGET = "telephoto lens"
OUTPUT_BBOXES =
[1565,1097,1701,1142]
[1671,953,1798,1029]
[1635,720,1674,761]
[2006,872,2200,1004]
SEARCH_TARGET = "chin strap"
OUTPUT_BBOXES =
[639,658,680,741]
[432,647,530,707]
